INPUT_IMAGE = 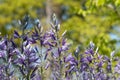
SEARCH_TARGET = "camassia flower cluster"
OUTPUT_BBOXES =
[0,14,120,80]
[64,42,120,80]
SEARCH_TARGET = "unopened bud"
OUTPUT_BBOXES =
[111,51,115,57]
[95,47,99,53]
[57,24,60,31]
[35,19,41,29]
[52,13,56,22]
[89,41,95,49]
[35,19,40,24]
[62,30,67,37]
[18,20,22,25]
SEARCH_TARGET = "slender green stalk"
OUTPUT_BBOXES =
[56,31,62,80]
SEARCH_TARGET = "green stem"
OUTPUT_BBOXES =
[26,69,31,80]
[26,70,33,80]
[26,74,30,80]
[38,28,43,80]
[56,31,62,80]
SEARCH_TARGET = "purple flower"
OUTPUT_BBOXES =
[45,62,50,70]
[95,72,107,80]
[86,56,92,63]
[14,30,20,38]
[0,40,7,50]
[64,54,78,78]
[14,41,40,79]
[61,38,69,51]
[80,63,88,72]
[106,62,112,73]
[0,51,6,58]
[64,54,75,63]
[66,66,75,73]
[115,61,120,74]
[97,61,103,69]
[80,57,88,63]
[104,56,110,62]
[85,49,94,55]
[27,37,36,44]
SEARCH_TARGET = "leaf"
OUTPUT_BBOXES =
[96,0,105,6]
[115,0,120,6]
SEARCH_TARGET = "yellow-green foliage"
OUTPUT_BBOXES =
[57,0,120,54]
[61,14,116,55]
[0,0,44,34]
[0,0,120,55]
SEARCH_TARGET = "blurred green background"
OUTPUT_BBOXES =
[0,0,120,56]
